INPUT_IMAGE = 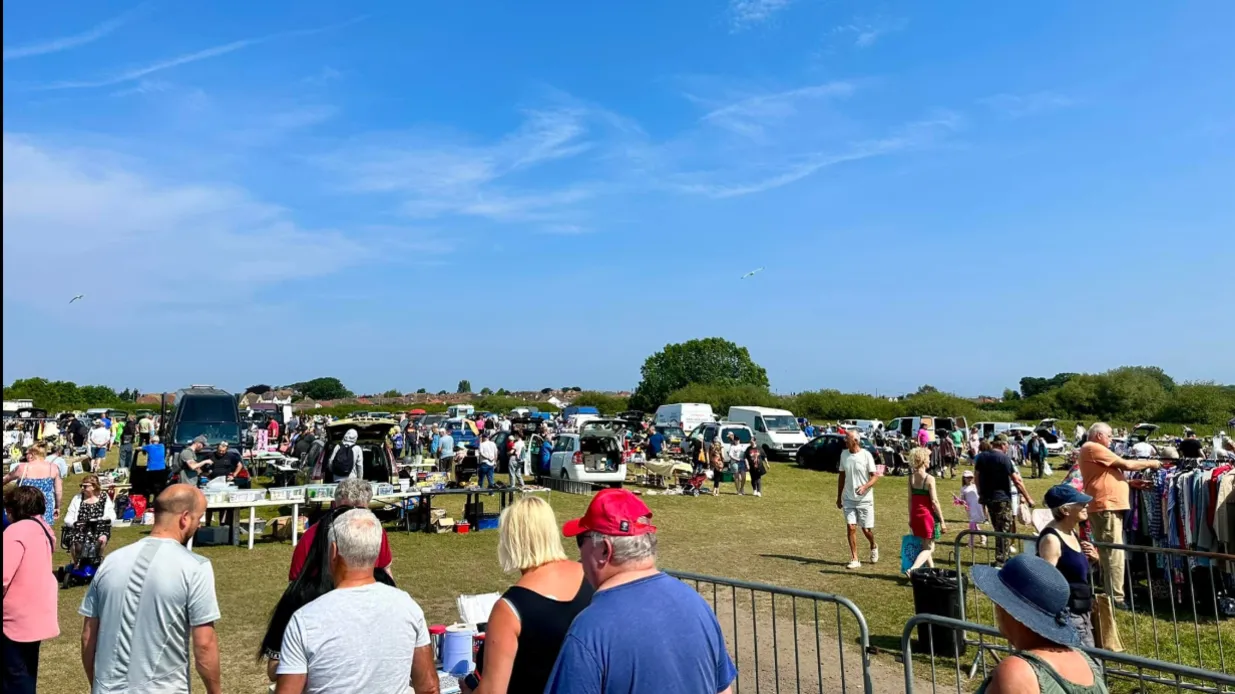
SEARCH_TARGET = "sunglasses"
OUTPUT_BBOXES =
[575,533,595,549]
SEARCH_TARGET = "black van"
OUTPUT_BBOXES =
[166,386,242,461]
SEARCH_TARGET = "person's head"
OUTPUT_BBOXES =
[978,439,992,453]
[216,441,229,455]
[1045,484,1092,524]
[992,434,1009,451]
[328,509,382,578]
[971,554,1078,649]
[152,484,207,545]
[498,496,568,574]
[962,470,974,485]
[150,434,160,444]
[1186,430,1197,439]
[512,430,521,441]
[191,435,208,451]
[5,485,46,523]
[1087,422,1113,446]
[334,478,373,509]
[563,488,657,588]
[909,446,931,472]
[94,419,104,428]
[481,432,489,441]
[342,429,358,446]
[845,430,862,454]
[25,442,46,460]
[80,474,103,499]
[727,432,736,443]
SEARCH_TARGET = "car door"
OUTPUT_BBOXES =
[550,436,574,478]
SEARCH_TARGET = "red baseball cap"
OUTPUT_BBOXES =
[562,488,656,538]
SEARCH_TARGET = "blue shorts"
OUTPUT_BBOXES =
[92,448,108,459]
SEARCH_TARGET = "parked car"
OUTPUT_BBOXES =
[303,419,396,484]
[795,433,883,473]
[687,421,756,446]
[549,420,628,487]
[887,415,970,442]
[167,386,242,463]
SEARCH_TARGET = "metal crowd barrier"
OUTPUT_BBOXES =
[951,530,1232,676]
[667,570,875,694]
[903,614,1235,694]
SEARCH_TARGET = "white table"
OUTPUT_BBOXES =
[189,498,302,550]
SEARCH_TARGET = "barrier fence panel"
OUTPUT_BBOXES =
[667,570,875,694]
[902,614,1235,694]
[951,530,1233,677]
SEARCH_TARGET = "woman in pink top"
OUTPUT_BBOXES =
[3,486,60,693]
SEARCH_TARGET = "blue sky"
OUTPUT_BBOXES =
[4,1,1233,397]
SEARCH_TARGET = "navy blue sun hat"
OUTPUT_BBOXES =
[970,555,1078,646]
[1044,484,1093,509]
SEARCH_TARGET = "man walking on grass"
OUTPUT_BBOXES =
[974,434,1036,565]
[836,431,880,569]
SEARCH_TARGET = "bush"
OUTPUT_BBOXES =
[568,392,630,415]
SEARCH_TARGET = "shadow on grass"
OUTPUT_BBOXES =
[761,553,849,567]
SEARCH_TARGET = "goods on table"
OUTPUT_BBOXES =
[228,490,266,503]
[268,486,306,502]
[305,484,338,501]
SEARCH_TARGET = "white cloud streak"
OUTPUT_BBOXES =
[729,0,795,31]
[979,91,1076,118]
[698,81,855,141]
[830,16,908,48]
[34,15,368,91]
[3,4,147,61]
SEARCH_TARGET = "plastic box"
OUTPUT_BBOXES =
[228,490,266,503]
[477,514,500,531]
[305,484,338,501]
[455,521,471,534]
[268,487,306,502]
[203,491,231,505]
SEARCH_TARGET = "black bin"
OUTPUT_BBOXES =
[910,568,967,657]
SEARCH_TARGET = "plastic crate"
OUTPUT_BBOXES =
[238,518,268,536]
[203,491,231,505]
[305,484,338,501]
[477,514,500,531]
[374,483,397,497]
[228,490,266,504]
[268,486,306,502]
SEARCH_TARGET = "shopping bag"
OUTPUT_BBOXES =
[1093,595,1125,652]
[129,494,147,521]
[900,534,924,573]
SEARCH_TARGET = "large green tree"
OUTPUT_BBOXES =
[289,377,353,401]
[457,380,472,394]
[630,337,769,411]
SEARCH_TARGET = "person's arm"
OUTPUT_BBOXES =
[1038,532,1062,566]
[81,616,100,687]
[1,462,20,485]
[65,495,81,527]
[3,533,26,590]
[192,624,222,694]
[102,498,117,522]
[275,674,307,694]
[544,635,603,694]
[835,470,846,509]
[858,455,881,494]
[1010,472,1034,507]
[54,470,63,514]
[410,645,440,694]
[469,598,520,694]
[928,476,947,533]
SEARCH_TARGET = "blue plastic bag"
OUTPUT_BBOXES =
[900,534,924,573]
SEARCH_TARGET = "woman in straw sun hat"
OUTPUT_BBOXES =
[971,554,1108,694]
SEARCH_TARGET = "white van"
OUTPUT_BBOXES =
[726,406,809,460]
[655,403,715,434]
[887,415,969,442]
[972,421,1024,439]
[447,405,475,419]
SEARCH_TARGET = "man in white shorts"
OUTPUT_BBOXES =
[835,431,881,569]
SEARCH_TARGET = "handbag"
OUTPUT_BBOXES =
[900,534,924,573]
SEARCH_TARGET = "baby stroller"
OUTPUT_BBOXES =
[679,471,709,496]
[58,519,110,589]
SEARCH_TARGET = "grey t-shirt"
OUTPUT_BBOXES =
[438,434,455,460]
[79,537,221,694]
[277,582,430,694]
[177,448,199,484]
[839,449,878,506]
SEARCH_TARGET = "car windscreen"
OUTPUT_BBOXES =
[720,427,753,443]
[657,427,685,439]
[761,415,800,433]
[173,422,241,445]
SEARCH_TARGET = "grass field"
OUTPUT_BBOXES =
[26,451,1233,693]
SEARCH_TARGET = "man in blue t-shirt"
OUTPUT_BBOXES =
[139,435,169,497]
[546,489,737,694]
[646,430,666,459]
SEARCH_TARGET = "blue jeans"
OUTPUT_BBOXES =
[119,444,134,470]
[479,463,495,488]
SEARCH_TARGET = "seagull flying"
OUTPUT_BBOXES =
[69,294,85,304]
[740,267,764,280]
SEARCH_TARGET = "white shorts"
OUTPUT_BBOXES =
[843,504,875,529]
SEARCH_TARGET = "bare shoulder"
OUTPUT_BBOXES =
[986,656,1039,694]
[517,561,585,598]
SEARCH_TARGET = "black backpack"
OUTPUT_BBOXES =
[330,444,355,480]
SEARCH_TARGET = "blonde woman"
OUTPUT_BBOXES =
[466,496,593,694]
[708,439,725,496]
[63,474,116,562]
[906,446,947,576]
[2,443,62,526]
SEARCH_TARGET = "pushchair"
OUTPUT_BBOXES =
[679,471,709,496]
[58,519,110,589]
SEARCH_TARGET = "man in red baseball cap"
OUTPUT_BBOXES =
[547,489,736,694]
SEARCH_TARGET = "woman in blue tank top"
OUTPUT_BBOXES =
[1037,485,1100,648]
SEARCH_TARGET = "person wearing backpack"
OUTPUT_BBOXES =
[324,429,363,483]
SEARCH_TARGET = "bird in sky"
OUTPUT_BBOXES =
[69,294,85,304]
[740,267,764,280]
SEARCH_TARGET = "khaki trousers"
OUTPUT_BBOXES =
[1091,510,1126,604]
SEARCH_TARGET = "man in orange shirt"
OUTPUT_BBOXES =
[1079,422,1162,608]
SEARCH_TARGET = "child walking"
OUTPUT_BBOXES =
[960,470,989,548]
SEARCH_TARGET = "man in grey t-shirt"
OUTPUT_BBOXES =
[177,436,208,485]
[277,509,438,694]
[80,484,222,694]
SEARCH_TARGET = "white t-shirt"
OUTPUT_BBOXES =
[1131,442,1156,458]
[88,427,111,447]
[277,583,430,694]
[960,484,985,523]
[839,449,878,506]
[511,439,526,462]
[478,440,499,464]
[723,443,747,464]
[80,538,220,694]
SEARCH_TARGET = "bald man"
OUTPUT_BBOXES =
[80,485,223,694]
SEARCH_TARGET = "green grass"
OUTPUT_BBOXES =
[26,451,1233,693]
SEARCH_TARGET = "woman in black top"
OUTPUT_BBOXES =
[466,496,593,694]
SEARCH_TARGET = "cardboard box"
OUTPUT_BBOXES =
[269,516,308,541]
[432,517,455,534]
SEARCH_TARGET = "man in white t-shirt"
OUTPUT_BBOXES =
[835,431,881,569]
[477,432,498,488]
[508,431,526,487]
[276,509,438,694]
[1130,439,1157,458]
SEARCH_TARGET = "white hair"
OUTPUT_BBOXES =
[589,532,658,565]
[329,509,382,568]
[1088,422,1112,439]
[334,478,373,508]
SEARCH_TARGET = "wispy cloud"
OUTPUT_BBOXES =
[729,0,795,32]
[696,81,856,141]
[830,16,908,48]
[2,133,374,316]
[109,79,174,98]
[34,15,367,91]
[3,3,148,61]
[979,91,1076,118]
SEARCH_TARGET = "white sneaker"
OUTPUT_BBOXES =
[753,490,761,497]
[870,547,879,564]
[845,560,861,570]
